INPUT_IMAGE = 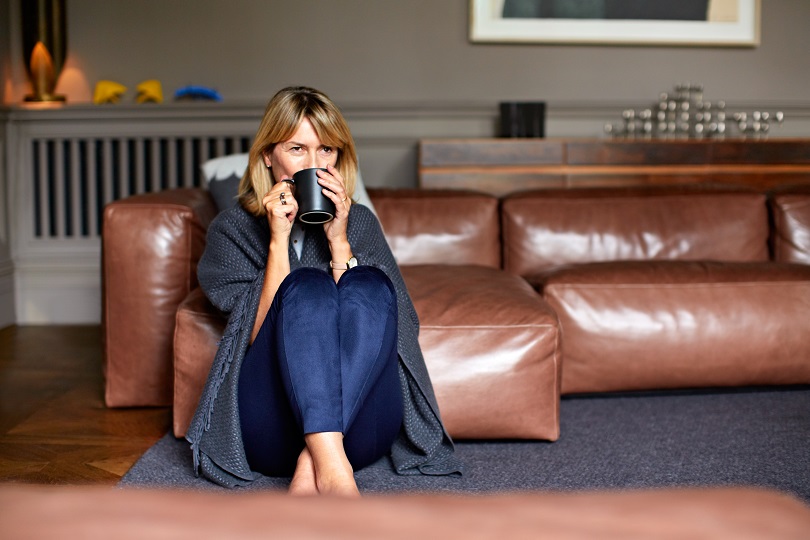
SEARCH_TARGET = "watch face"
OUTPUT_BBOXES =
[347,257,358,269]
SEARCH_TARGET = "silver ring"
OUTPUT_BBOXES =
[280,192,286,205]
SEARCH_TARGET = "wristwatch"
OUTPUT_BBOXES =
[330,256,358,270]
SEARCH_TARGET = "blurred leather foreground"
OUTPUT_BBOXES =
[2,485,809,539]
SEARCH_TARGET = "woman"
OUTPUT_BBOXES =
[187,86,461,495]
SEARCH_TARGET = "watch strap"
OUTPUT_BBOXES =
[330,256,357,270]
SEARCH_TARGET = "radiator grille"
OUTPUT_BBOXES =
[31,135,251,238]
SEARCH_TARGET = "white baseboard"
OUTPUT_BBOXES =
[14,258,101,325]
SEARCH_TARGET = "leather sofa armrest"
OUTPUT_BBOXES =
[102,188,218,407]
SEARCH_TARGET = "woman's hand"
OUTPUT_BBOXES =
[319,164,351,248]
[262,179,298,242]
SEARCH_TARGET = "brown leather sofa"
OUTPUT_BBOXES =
[102,184,810,440]
[503,185,810,394]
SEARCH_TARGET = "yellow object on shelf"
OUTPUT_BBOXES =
[136,80,163,104]
[93,80,127,104]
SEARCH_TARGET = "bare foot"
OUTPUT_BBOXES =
[305,432,361,498]
[314,463,360,498]
[288,447,318,496]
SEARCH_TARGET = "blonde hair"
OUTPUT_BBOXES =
[238,86,358,216]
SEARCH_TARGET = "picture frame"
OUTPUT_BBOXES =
[470,0,760,47]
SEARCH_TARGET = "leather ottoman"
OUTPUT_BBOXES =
[402,264,561,440]
[173,264,562,441]
[173,288,226,437]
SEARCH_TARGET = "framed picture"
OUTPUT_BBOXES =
[470,0,760,46]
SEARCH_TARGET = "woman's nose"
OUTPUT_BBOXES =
[317,156,337,170]
[304,152,322,170]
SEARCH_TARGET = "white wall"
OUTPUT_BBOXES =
[4,0,810,108]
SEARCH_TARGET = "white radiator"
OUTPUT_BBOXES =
[30,135,251,240]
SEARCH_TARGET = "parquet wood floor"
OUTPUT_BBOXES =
[0,325,171,485]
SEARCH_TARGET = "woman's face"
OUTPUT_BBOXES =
[263,117,339,183]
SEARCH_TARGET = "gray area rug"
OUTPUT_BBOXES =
[120,387,810,503]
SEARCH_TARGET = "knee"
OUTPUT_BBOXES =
[279,267,336,301]
[338,266,396,304]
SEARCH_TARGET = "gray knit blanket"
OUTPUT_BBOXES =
[187,203,462,488]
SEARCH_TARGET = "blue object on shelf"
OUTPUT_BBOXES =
[174,86,223,102]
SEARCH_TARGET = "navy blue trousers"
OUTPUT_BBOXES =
[238,266,403,477]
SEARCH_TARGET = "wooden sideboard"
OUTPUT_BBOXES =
[418,138,810,196]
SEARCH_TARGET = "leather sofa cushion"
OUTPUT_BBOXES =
[402,265,560,440]
[771,184,810,264]
[502,186,769,278]
[102,188,217,407]
[543,260,810,394]
[173,265,562,441]
[369,189,500,268]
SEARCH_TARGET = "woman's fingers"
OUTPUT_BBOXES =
[318,165,350,214]
[263,181,298,225]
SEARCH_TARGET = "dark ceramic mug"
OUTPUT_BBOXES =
[291,168,335,224]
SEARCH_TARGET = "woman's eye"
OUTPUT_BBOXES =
[289,146,303,152]
[321,146,334,154]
